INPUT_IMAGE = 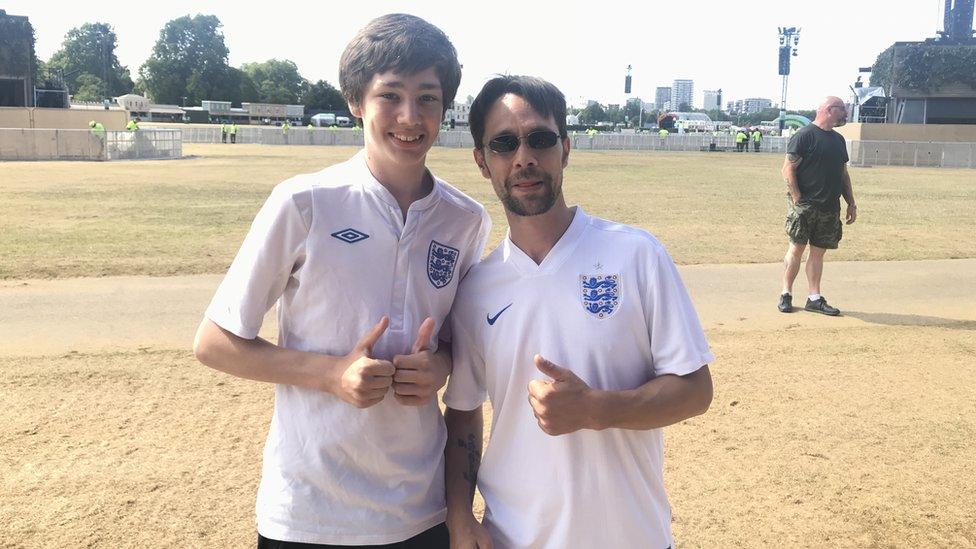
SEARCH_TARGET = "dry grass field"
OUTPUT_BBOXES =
[1,145,975,548]
[2,144,975,279]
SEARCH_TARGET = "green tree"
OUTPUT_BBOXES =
[704,109,731,122]
[623,101,648,126]
[72,73,105,101]
[579,103,606,124]
[302,79,345,111]
[871,43,976,94]
[738,107,783,126]
[138,14,234,105]
[47,23,133,99]
[226,66,259,105]
[242,59,307,104]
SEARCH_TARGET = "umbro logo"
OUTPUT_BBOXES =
[331,228,369,244]
[487,303,513,326]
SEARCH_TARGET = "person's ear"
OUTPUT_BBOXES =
[473,147,491,179]
[561,135,571,168]
[348,100,362,119]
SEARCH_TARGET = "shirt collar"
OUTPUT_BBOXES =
[502,206,589,275]
[354,150,441,212]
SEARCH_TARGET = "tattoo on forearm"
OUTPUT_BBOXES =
[457,434,480,498]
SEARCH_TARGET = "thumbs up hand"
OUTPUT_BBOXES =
[335,316,395,408]
[392,317,450,406]
[527,354,596,436]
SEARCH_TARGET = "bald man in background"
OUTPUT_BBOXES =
[779,96,858,316]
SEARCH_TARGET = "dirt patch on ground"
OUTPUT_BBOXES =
[2,321,974,548]
[2,260,975,547]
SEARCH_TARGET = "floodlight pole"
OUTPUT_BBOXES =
[777,27,801,132]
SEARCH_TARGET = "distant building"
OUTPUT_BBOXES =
[655,86,671,111]
[741,97,774,114]
[445,98,471,126]
[201,100,231,118]
[116,94,150,117]
[240,102,304,124]
[703,90,722,111]
[0,10,35,107]
[671,79,694,110]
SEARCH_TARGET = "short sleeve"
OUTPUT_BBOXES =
[443,307,488,411]
[461,208,492,279]
[440,207,491,344]
[642,244,715,377]
[786,129,809,157]
[205,181,310,339]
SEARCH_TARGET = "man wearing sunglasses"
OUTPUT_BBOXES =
[442,75,714,549]
[779,96,858,316]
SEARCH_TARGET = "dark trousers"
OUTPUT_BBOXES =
[753,141,760,152]
[258,522,449,549]
[230,134,237,143]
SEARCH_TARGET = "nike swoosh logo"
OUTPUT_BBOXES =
[487,303,513,326]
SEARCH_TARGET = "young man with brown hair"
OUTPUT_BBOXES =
[194,14,489,548]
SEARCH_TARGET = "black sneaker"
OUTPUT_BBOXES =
[778,293,793,313]
[805,297,840,316]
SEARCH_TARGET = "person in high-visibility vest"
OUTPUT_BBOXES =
[229,123,238,144]
[735,130,747,152]
[282,121,291,144]
[89,120,106,137]
[751,129,762,152]
[126,118,139,131]
[89,120,106,159]
[221,123,228,143]
[658,128,668,139]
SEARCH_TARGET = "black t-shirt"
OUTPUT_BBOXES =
[787,124,849,211]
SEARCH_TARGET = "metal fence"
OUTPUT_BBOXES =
[569,133,789,153]
[179,126,367,147]
[105,130,182,160]
[0,129,182,161]
[848,140,976,168]
[176,126,795,153]
[107,125,976,169]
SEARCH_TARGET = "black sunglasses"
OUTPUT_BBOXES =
[487,130,561,154]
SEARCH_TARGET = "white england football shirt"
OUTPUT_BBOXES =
[445,207,713,549]
[206,150,490,544]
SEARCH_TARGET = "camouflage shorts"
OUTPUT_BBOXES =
[785,197,842,249]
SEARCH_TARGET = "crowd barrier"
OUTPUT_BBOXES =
[178,127,792,153]
[0,129,182,161]
[6,126,973,169]
[849,140,976,168]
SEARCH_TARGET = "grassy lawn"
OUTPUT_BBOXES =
[2,144,974,279]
